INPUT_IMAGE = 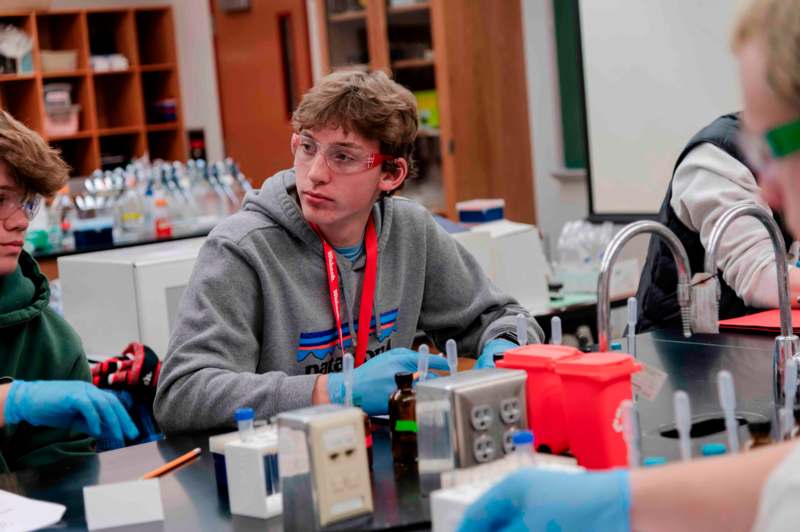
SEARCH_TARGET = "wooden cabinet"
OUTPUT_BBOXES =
[313,0,535,223]
[0,7,186,180]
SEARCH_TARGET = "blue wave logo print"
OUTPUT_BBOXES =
[296,308,399,362]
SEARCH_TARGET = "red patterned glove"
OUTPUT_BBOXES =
[91,342,161,394]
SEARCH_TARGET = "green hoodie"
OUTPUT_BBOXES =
[0,250,94,472]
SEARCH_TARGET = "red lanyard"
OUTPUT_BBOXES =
[311,216,378,367]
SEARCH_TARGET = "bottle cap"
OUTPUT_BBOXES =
[642,456,667,467]
[611,342,623,351]
[512,430,534,446]
[395,371,414,388]
[701,442,727,456]
[234,407,254,422]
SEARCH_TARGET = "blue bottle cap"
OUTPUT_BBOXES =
[234,407,254,422]
[701,443,727,456]
[642,456,667,467]
[512,430,535,446]
[611,342,623,351]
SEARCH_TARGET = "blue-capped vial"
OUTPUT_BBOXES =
[512,430,536,464]
[235,407,255,442]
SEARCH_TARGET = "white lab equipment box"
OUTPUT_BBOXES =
[453,220,549,309]
[58,238,206,359]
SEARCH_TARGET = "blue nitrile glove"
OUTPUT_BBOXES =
[328,348,450,415]
[474,339,518,369]
[458,467,631,532]
[4,380,140,442]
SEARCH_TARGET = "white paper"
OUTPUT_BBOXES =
[632,362,669,401]
[0,489,66,532]
[83,479,164,530]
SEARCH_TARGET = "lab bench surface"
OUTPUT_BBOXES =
[1,424,430,531]
[636,328,778,460]
[1,328,782,530]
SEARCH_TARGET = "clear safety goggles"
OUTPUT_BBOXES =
[291,133,396,175]
[0,189,42,221]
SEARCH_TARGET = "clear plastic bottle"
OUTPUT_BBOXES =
[153,194,173,239]
[117,172,146,239]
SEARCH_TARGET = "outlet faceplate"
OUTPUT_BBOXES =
[500,398,521,425]
[470,405,493,431]
[473,434,495,463]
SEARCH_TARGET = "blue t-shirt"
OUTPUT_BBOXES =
[334,241,364,263]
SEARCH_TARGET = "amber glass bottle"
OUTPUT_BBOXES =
[389,371,418,465]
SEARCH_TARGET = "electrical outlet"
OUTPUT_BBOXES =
[500,398,521,425]
[473,434,495,463]
[470,405,493,431]
[279,405,373,530]
[502,429,516,454]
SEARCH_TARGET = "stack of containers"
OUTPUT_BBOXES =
[43,83,80,137]
[497,345,641,469]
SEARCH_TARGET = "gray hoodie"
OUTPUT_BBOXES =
[154,169,543,433]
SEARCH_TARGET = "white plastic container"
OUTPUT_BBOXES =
[40,50,78,72]
[44,105,80,137]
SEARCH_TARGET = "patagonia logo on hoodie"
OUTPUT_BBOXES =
[296,308,399,362]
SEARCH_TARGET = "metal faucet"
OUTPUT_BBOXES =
[597,221,693,352]
[704,202,799,406]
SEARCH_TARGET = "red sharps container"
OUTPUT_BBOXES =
[554,352,641,469]
[496,345,583,453]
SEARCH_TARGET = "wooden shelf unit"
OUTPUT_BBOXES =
[313,0,536,223]
[0,6,186,179]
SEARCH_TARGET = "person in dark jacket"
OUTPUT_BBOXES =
[0,110,137,472]
[637,113,800,332]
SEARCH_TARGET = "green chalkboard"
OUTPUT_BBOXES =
[553,0,587,170]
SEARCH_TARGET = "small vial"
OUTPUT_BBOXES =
[746,419,773,450]
[512,430,536,466]
[235,407,255,442]
[389,371,417,466]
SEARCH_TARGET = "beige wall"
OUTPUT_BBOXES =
[50,0,225,162]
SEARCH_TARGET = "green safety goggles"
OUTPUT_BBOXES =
[766,119,800,159]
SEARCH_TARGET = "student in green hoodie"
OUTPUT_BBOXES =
[0,110,138,472]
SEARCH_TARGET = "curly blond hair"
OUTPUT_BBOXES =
[0,110,70,197]
[733,0,800,110]
[292,70,418,185]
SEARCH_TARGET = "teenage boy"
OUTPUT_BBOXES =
[155,70,543,433]
[0,111,138,472]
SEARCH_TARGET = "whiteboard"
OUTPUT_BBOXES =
[579,0,744,217]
